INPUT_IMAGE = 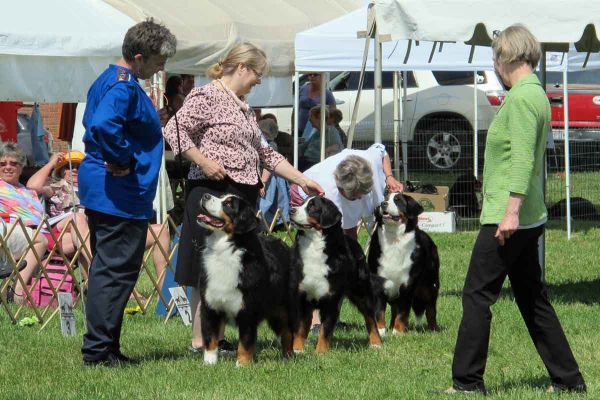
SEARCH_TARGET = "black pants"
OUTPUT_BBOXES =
[452,225,584,391]
[81,209,147,361]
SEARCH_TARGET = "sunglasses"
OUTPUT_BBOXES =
[0,161,21,167]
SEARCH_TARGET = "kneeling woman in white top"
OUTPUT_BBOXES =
[290,143,404,238]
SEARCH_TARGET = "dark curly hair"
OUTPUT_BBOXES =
[122,18,176,61]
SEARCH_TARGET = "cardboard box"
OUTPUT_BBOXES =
[418,211,456,233]
[405,186,449,212]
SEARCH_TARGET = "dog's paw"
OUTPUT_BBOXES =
[391,329,405,336]
[203,349,218,365]
[378,328,386,338]
[293,349,305,354]
[369,343,383,349]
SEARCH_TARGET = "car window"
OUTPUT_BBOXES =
[547,70,600,85]
[432,71,487,85]
[332,71,417,91]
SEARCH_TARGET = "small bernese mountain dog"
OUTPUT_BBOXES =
[289,196,382,353]
[368,192,440,336]
[196,193,293,366]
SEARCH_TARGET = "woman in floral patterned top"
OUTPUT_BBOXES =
[164,42,324,353]
[0,143,48,304]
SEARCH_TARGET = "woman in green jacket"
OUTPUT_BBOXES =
[446,25,586,395]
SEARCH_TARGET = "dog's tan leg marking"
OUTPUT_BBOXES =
[315,326,330,353]
[236,342,255,366]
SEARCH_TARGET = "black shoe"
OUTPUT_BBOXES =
[218,339,236,354]
[112,351,138,365]
[83,352,136,368]
[547,383,587,394]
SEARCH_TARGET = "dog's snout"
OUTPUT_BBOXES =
[202,193,211,201]
[381,201,389,210]
[289,207,297,216]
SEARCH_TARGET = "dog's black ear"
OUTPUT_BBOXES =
[230,197,259,234]
[315,197,341,229]
[404,194,424,217]
[374,205,383,225]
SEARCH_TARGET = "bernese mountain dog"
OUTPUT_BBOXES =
[368,192,440,336]
[289,196,382,353]
[196,193,293,366]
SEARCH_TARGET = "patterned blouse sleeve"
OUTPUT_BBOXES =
[163,88,211,155]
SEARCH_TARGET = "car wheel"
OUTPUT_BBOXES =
[414,120,473,170]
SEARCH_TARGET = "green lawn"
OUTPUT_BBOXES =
[1,227,598,399]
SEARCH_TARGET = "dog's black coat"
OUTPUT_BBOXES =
[289,196,381,351]
[449,173,481,218]
[547,197,600,220]
[368,193,440,333]
[197,194,293,364]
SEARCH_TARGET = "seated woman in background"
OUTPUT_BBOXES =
[0,142,48,304]
[27,151,171,289]
[299,106,343,171]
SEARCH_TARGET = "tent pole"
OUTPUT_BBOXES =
[402,71,409,183]
[320,72,328,162]
[393,71,400,178]
[473,71,479,179]
[293,71,299,168]
[374,22,383,144]
[563,68,572,240]
[538,46,547,278]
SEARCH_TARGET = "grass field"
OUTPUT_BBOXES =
[1,227,598,400]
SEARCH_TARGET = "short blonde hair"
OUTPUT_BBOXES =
[492,24,541,69]
[207,42,268,79]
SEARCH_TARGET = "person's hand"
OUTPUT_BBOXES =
[49,152,64,167]
[494,212,519,246]
[259,187,266,198]
[158,107,170,127]
[385,176,404,193]
[199,158,226,180]
[300,177,324,197]
[106,163,130,177]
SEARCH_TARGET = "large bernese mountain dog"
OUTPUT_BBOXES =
[196,193,293,366]
[368,192,440,336]
[289,196,382,353]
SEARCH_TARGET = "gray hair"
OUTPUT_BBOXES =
[122,18,177,61]
[0,142,27,166]
[334,155,373,196]
[258,118,279,141]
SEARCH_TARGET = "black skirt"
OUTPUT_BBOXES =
[174,178,260,287]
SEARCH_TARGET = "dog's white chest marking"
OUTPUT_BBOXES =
[377,227,416,299]
[298,232,330,301]
[203,233,245,318]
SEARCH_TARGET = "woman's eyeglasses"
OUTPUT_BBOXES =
[251,68,263,79]
[0,161,20,167]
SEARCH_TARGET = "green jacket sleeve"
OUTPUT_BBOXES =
[507,95,538,195]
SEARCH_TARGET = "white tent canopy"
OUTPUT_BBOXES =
[0,0,361,103]
[375,0,600,52]
[0,0,134,102]
[296,5,600,73]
